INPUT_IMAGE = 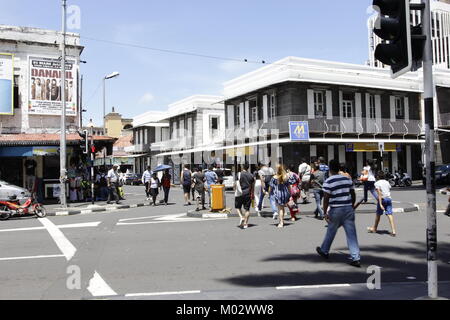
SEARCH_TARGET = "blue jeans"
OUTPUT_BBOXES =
[312,189,324,218]
[269,194,278,213]
[364,181,378,202]
[320,205,361,262]
[257,183,270,211]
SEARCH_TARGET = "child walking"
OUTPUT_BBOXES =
[367,171,397,237]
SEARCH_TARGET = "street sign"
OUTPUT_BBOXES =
[289,121,310,141]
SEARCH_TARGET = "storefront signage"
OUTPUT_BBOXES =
[346,143,401,152]
[28,56,78,116]
[289,121,310,141]
[226,147,255,157]
[0,53,14,115]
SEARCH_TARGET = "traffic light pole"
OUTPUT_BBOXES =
[422,0,438,300]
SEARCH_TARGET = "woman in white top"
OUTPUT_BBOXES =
[253,171,263,214]
[362,159,378,203]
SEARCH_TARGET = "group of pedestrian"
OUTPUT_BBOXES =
[180,165,220,211]
[142,166,172,206]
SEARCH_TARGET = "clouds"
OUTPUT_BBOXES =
[139,92,155,106]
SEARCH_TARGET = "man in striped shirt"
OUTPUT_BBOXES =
[316,159,361,268]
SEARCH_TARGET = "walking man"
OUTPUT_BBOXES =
[257,162,275,214]
[316,159,361,268]
[205,165,218,207]
[142,166,153,201]
[299,158,311,204]
[106,164,121,205]
[235,164,255,229]
[192,167,206,211]
[180,165,192,206]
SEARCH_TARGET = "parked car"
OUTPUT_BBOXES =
[423,164,450,186]
[0,180,31,201]
[436,164,450,186]
[125,173,142,185]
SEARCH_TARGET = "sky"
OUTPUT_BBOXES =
[0,0,375,126]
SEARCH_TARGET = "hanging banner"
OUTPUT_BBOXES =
[28,56,78,116]
[0,53,14,115]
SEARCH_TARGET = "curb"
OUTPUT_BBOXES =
[48,202,153,217]
[187,205,420,219]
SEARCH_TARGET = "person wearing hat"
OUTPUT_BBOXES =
[107,164,121,204]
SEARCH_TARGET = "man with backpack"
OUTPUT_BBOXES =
[180,165,193,206]
[256,162,275,214]
[299,158,312,204]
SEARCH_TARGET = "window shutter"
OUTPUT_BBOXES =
[390,96,396,122]
[404,97,410,123]
[263,95,268,123]
[375,95,382,120]
[239,102,245,128]
[245,101,250,130]
[307,89,315,119]
[227,105,235,128]
[355,93,362,123]
[339,90,343,117]
[326,90,333,120]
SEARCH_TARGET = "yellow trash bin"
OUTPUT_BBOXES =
[210,184,226,211]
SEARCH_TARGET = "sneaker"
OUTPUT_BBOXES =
[243,225,248,229]
[272,213,279,220]
[195,208,201,212]
[316,247,329,259]
[202,207,207,210]
[349,260,361,268]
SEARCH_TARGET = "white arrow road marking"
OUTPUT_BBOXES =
[0,221,101,233]
[0,254,65,262]
[87,271,117,297]
[38,218,77,261]
[117,214,226,226]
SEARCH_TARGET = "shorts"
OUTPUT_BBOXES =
[194,189,204,200]
[183,184,191,194]
[235,195,252,211]
[377,198,393,215]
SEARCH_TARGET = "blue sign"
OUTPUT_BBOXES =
[289,121,310,141]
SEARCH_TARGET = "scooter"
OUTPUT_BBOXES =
[0,195,47,221]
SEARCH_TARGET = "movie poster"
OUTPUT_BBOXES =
[28,56,78,116]
[0,53,13,115]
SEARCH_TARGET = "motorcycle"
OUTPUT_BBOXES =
[388,171,412,187]
[0,194,47,221]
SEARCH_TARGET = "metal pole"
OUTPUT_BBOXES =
[90,127,95,205]
[59,0,67,208]
[422,0,438,299]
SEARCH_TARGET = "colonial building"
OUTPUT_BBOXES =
[104,106,133,138]
[0,25,115,200]
[220,57,450,179]
[152,95,225,183]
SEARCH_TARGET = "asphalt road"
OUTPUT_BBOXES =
[0,186,449,300]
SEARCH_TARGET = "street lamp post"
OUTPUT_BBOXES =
[59,0,67,208]
[102,72,120,133]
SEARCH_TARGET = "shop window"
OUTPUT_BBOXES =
[44,156,60,180]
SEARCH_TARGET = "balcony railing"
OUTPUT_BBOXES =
[226,115,422,139]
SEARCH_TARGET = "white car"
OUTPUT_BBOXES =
[0,180,31,201]
[221,169,235,190]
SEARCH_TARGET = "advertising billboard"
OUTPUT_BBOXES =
[28,56,78,116]
[0,53,14,115]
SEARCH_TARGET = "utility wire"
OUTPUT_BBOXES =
[80,35,290,67]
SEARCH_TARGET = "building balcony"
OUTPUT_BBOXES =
[152,136,194,152]
[226,115,422,140]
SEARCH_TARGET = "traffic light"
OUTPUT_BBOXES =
[79,130,89,154]
[373,0,412,78]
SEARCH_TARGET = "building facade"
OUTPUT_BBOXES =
[220,57,450,179]
[104,106,133,138]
